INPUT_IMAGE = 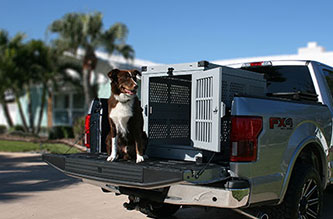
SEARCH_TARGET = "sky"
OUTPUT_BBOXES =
[0,0,333,64]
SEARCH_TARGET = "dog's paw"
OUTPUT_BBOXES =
[136,154,145,163]
[107,154,117,162]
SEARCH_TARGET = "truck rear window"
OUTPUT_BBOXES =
[242,66,316,94]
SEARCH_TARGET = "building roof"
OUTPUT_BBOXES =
[212,42,333,67]
[95,50,159,69]
[68,42,333,84]
[65,48,160,84]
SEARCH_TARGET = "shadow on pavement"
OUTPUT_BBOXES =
[1,152,332,219]
[0,153,80,202]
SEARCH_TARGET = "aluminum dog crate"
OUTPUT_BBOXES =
[141,61,266,161]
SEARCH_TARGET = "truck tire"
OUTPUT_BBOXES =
[279,164,323,219]
[141,202,180,218]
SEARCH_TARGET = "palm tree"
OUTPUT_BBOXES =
[16,40,82,134]
[0,30,26,128]
[49,12,134,107]
[0,34,82,133]
[32,43,82,134]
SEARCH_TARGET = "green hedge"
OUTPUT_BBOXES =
[48,126,74,139]
[73,116,85,139]
[9,125,25,132]
[0,125,7,134]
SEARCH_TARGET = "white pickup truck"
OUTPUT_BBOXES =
[44,60,333,219]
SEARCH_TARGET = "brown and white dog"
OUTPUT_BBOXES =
[106,69,147,163]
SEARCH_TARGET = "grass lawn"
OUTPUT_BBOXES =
[0,140,81,154]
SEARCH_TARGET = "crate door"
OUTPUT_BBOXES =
[191,68,222,152]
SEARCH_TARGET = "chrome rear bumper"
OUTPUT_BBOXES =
[84,177,250,209]
[164,184,249,208]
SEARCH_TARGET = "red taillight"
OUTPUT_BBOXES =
[242,61,272,68]
[250,62,263,66]
[84,114,91,148]
[230,116,263,162]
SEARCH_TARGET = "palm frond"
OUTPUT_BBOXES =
[115,44,135,60]
[109,23,129,41]
[101,22,129,53]
[9,32,26,47]
[0,29,9,47]
[49,12,85,54]
[85,12,103,45]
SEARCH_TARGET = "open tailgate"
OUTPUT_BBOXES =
[43,153,228,189]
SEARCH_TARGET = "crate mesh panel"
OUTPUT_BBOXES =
[222,80,228,103]
[170,120,190,139]
[228,82,244,103]
[148,76,191,146]
[148,119,168,139]
[150,82,168,103]
[170,84,190,104]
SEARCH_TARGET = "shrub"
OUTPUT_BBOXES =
[0,125,7,134]
[73,116,86,139]
[9,125,25,132]
[48,126,74,139]
[9,130,38,138]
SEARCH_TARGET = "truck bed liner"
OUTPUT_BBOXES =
[43,153,228,189]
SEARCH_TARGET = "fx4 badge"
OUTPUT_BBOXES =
[270,117,293,130]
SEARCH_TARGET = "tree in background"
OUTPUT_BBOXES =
[0,28,82,134]
[49,12,134,107]
[31,43,82,134]
[0,11,134,133]
[15,40,82,134]
[0,30,25,128]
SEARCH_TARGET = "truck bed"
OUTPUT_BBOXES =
[42,153,229,189]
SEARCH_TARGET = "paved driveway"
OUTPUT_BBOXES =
[0,152,332,219]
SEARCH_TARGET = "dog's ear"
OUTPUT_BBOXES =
[131,69,142,80]
[108,69,120,82]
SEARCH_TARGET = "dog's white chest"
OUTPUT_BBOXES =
[109,99,134,136]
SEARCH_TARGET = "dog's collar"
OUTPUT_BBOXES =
[120,99,131,103]
[114,93,135,103]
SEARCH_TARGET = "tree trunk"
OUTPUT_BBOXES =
[82,67,92,107]
[0,94,14,128]
[27,85,35,133]
[36,83,47,134]
[47,90,53,128]
[82,50,98,107]
[15,93,29,132]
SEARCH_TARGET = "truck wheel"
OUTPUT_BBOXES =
[141,202,180,218]
[280,164,323,219]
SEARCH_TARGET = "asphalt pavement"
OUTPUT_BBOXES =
[0,152,332,219]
